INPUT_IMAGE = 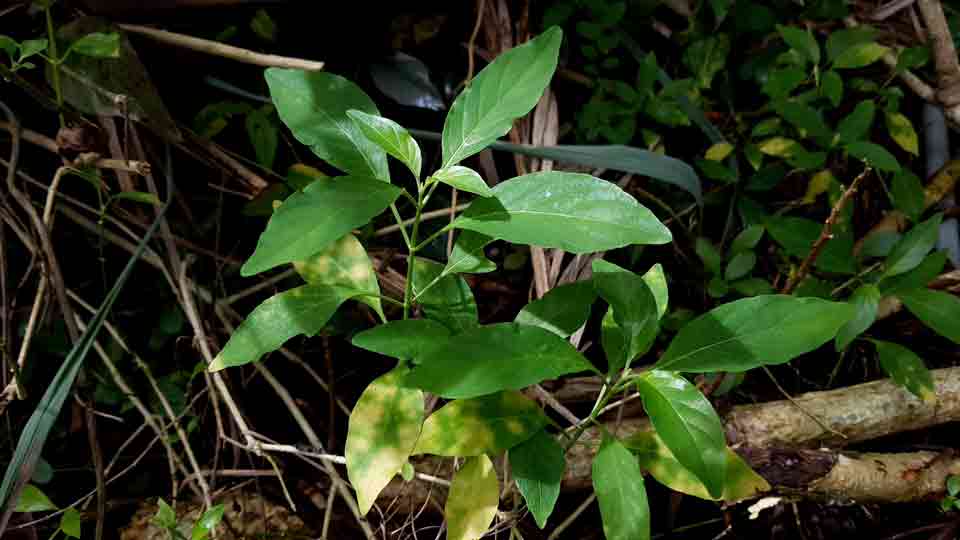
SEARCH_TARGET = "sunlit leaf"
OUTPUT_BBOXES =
[593,436,650,540]
[347,109,422,179]
[351,319,451,361]
[14,484,56,512]
[430,166,492,197]
[835,284,880,350]
[871,339,935,403]
[515,281,597,337]
[899,289,960,344]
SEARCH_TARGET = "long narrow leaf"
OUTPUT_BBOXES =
[0,146,175,528]
[409,129,701,204]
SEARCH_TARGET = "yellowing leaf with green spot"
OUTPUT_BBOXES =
[294,233,383,319]
[625,431,770,502]
[346,368,424,515]
[802,170,835,205]
[413,391,547,457]
[886,112,919,156]
[705,142,734,162]
[758,137,802,158]
[445,455,499,540]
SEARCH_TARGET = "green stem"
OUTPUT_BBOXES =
[44,6,64,127]
[413,225,452,252]
[388,202,412,249]
[402,188,426,319]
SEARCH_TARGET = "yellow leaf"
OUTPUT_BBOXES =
[705,142,734,162]
[802,170,836,205]
[446,455,499,540]
[758,137,802,158]
[885,112,919,156]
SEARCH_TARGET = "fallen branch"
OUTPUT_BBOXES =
[118,24,325,71]
[380,367,960,509]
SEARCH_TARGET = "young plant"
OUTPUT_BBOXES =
[213,28,860,539]
[152,499,225,540]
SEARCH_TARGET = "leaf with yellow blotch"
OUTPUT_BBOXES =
[413,391,547,457]
[445,455,499,540]
[802,170,835,205]
[346,368,424,515]
[625,431,770,501]
[886,112,919,156]
[294,233,383,319]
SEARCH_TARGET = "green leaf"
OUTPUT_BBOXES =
[593,436,650,540]
[0,35,17,58]
[775,102,830,140]
[404,323,594,399]
[18,38,47,61]
[250,8,276,41]
[14,484,56,512]
[593,260,660,372]
[724,252,756,281]
[444,231,496,275]
[431,166,493,197]
[695,237,723,275]
[642,264,669,319]
[885,112,919,156]
[884,213,943,277]
[636,370,726,498]
[890,170,925,222]
[112,191,161,206]
[412,258,478,332]
[683,35,730,89]
[69,32,119,58]
[948,476,960,497]
[445,455,499,540]
[820,70,843,107]
[899,289,960,344]
[837,101,875,144]
[351,319,451,361]
[245,106,278,169]
[835,284,880,350]
[761,67,806,99]
[60,507,81,538]
[833,42,888,69]
[209,284,361,371]
[766,216,855,274]
[152,499,176,529]
[346,368,424,515]
[241,175,402,276]
[871,340,935,403]
[880,251,946,295]
[413,391,547,456]
[626,431,769,502]
[347,110,422,180]
[731,277,773,296]
[293,233,383,319]
[895,46,930,74]
[515,281,597,337]
[265,69,389,180]
[452,171,671,254]
[510,431,564,529]
[655,295,855,372]
[442,27,562,167]
[777,24,820,64]
[731,225,765,255]
[480,141,703,203]
[31,458,53,485]
[191,504,225,540]
[826,27,877,62]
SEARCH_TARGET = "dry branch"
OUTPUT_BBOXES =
[381,367,960,508]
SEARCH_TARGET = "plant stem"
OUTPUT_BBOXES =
[44,6,64,127]
[402,188,426,319]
